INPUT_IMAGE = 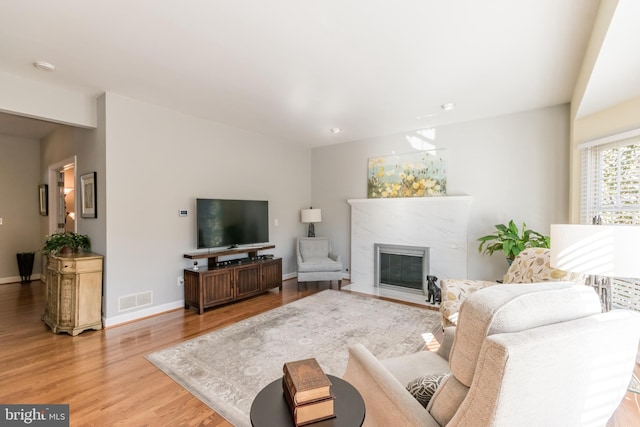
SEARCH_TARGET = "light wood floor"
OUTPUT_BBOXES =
[1,279,638,426]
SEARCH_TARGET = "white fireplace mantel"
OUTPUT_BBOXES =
[348,196,472,289]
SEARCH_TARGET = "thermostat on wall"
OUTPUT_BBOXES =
[179,209,188,217]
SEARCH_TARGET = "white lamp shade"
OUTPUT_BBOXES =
[550,224,640,278]
[301,208,322,223]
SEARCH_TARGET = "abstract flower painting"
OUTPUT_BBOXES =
[367,150,447,198]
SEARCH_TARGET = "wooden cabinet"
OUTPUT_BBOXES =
[261,258,282,291]
[183,246,282,314]
[42,253,103,336]
[235,263,262,299]
[203,269,235,306]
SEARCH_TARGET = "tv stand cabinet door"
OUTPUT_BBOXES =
[203,270,235,307]
[235,264,261,299]
[261,259,282,291]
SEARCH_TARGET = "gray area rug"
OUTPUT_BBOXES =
[146,290,441,427]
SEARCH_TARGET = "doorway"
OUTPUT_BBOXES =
[48,156,77,234]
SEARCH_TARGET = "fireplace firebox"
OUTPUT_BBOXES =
[374,244,429,294]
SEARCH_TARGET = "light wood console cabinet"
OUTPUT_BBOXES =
[183,245,282,314]
[42,253,104,336]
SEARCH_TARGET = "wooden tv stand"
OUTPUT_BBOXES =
[183,245,282,314]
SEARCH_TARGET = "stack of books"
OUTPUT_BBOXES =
[282,358,336,426]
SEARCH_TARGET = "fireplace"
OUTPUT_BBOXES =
[374,244,429,294]
[347,196,471,305]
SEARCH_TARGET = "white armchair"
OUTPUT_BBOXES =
[343,283,640,427]
[296,237,343,290]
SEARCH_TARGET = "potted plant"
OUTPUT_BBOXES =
[477,220,550,264]
[43,232,91,256]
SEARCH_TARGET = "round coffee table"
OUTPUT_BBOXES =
[250,374,365,427]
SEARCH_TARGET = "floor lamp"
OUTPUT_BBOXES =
[550,224,640,312]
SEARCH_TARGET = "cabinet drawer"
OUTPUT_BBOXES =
[58,260,76,272]
[73,258,103,273]
[47,257,59,270]
[57,258,102,273]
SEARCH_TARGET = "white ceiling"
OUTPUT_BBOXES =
[0,0,633,147]
[576,0,640,118]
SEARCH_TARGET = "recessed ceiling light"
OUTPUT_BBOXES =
[330,128,342,134]
[34,61,56,72]
[441,103,456,111]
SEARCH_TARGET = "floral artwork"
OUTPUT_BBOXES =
[367,150,447,198]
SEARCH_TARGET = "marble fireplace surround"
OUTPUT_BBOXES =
[348,196,472,295]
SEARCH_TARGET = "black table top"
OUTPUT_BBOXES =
[250,374,365,427]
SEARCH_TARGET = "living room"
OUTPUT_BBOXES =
[1,1,639,424]
[2,0,636,328]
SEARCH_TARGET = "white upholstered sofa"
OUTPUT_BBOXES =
[343,282,640,426]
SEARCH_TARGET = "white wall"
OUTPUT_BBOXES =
[568,0,632,221]
[0,72,97,128]
[14,90,571,323]
[311,104,571,281]
[570,97,640,220]
[40,122,106,252]
[0,135,42,282]
[102,93,311,324]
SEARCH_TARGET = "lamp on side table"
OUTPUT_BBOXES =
[301,208,322,238]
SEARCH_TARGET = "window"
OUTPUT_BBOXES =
[580,130,640,311]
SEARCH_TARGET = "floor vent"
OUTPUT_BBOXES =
[118,291,153,312]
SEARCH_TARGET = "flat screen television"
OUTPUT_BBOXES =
[196,198,269,249]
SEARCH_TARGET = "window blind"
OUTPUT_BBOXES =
[580,132,640,311]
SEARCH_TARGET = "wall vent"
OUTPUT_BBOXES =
[118,291,153,312]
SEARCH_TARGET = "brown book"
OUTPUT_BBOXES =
[282,358,332,405]
[283,380,335,426]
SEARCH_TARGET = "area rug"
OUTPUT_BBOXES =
[146,290,441,427]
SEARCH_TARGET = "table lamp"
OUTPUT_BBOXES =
[301,208,322,237]
[550,224,640,311]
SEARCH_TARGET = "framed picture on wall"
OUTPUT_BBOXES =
[80,172,97,218]
[39,184,48,216]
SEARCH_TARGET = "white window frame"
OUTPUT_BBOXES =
[580,129,640,311]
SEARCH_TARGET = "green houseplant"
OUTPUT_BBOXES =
[42,232,91,256]
[477,220,550,263]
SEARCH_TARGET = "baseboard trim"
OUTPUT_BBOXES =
[0,274,42,285]
[104,273,346,327]
[286,272,350,280]
[283,272,297,280]
[103,300,184,328]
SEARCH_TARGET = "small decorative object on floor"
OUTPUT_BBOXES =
[426,275,441,304]
[283,358,335,426]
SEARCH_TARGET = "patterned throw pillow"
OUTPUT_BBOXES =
[406,373,449,408]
